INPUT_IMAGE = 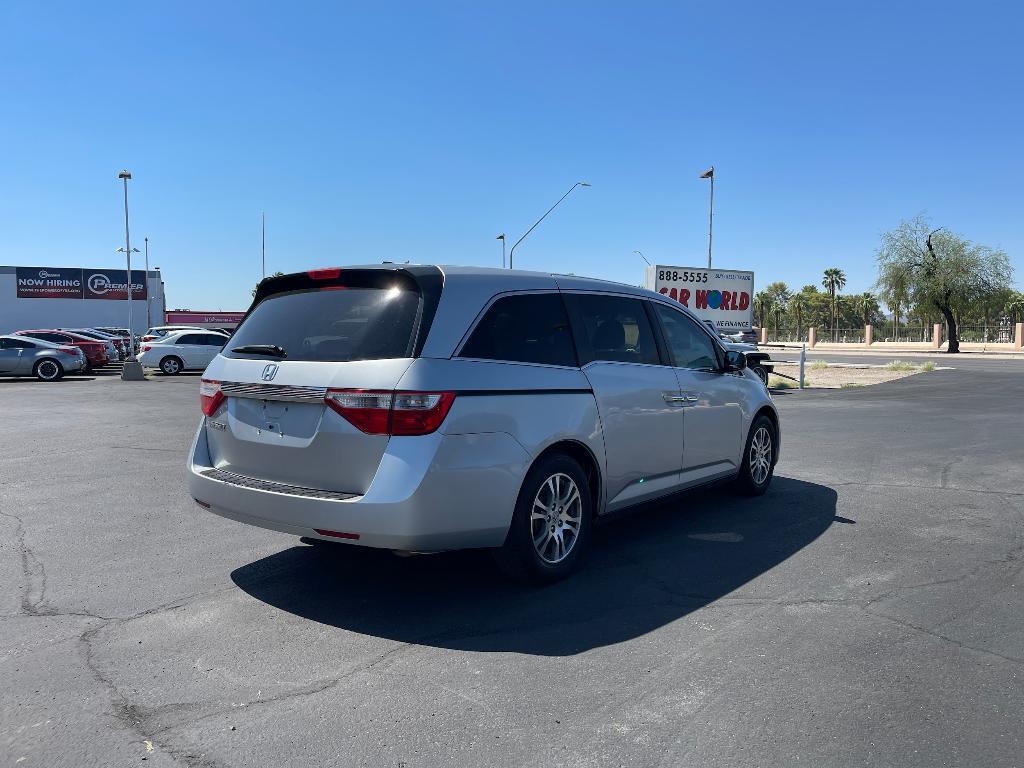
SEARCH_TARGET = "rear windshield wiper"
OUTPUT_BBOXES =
[231,344,287,358]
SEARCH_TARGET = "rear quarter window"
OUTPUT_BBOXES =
[459,293,577,367]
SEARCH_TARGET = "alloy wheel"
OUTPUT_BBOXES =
[162,358,181,375]
[37,360,60,380]
[531,472,583,564]
[749,426,772,485]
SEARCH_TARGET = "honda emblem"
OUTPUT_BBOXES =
[261,363,279,382]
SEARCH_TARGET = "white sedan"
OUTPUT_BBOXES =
[138,330,229,375]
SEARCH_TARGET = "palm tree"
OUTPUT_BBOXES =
[822,267,847,342]
[876,262,910,342]
[860,291,880,327]
[790,294,805,341]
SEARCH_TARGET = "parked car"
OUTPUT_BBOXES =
[703,321,773,385]
[140,325,204,342]
[139,330,229,374]
[722,328,759,345]
[13,329,109,371]
[187,265,780,583]
[0,334,86,380]
[67,328,127,360]
[95,327,136,353]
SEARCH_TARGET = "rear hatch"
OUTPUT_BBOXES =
[202,266,442,496]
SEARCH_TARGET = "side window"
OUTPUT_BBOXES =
[654,304,720,371]
[4,338,35,349]
[565,293,661,366]
[203,334,226,346]
[177,334,200,345]
[460,293,577,367]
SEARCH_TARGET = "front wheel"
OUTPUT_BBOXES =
[751,364,769,386]
[493,453,593,584]
[735,415,776,496]
[34,358,64,382]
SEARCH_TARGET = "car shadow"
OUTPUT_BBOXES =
[231,476,837,656]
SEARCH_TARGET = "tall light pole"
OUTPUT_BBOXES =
[144,237,151,331]
[634,250,651,266]
[507,182,590,269]
[118,170,145,380]
[700,166,714,269]
[261,212,266,279]
[496,233,506,268]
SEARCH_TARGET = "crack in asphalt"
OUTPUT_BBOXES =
[0,510,49,615]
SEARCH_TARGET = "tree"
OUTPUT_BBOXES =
[876,216,1013,353]
[876,260,911,341]
[790,293,805,340]
[822,267,847,342]
[1005,292,1024,325]
[252,271,285,297]
[859,292,880,327]
[761,281,791,338]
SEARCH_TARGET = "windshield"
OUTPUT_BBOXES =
[225,285,422,362]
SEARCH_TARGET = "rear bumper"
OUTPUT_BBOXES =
[186,420,531,551]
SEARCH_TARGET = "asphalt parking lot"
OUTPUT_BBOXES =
[2,364,1023,767]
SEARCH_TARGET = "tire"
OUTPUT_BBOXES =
[34,358,64,382]
[160,356,184,375]
[735,415,776,496]
[493,453,593,584]
[751,364,769,386]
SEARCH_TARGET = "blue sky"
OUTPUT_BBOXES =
[1,1,1020,310]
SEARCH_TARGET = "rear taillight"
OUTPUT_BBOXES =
[324,389,455,436]
[57,346,78,356]
[142,345,151,352]
[200,379,224,416]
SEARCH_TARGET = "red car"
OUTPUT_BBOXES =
[14,330,110,372]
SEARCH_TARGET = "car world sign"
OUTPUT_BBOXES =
[15,266,84,299]
[644,265,755,332]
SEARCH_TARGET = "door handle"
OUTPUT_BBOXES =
[684,393,700,402]
[663,393,692,406]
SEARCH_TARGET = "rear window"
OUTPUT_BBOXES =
[225,285,423,362]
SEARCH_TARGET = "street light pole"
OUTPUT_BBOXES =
[261,211,266,279]
[507,182,590,269]
[634,250,651,266]
[700,166,714,269]
[118,170,145,380]
[144,237,151,331]
[496,233,506,268]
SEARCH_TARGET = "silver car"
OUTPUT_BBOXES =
[187,266,780,582]
[0,334,87,380]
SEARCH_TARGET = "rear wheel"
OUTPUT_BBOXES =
[735,415,776,496]
[34,358,64,382]
[160,356,183,375]
[494,453,592,584]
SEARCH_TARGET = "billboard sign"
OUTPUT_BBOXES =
[15,266,84,299]
[644,265,754,332]
[83,269,147,301]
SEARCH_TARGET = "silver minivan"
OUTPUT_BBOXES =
[187,265,779,582]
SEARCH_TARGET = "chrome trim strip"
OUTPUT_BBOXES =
[220,380,327,402]
[199,468,358,501]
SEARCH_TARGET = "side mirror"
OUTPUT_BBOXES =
[724,350,746,372]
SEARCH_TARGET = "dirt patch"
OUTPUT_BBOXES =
[771,362,928,389]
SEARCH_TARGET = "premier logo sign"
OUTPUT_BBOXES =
[13,266,146,300]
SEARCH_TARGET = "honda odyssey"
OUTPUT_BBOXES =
[187,265,779,582]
